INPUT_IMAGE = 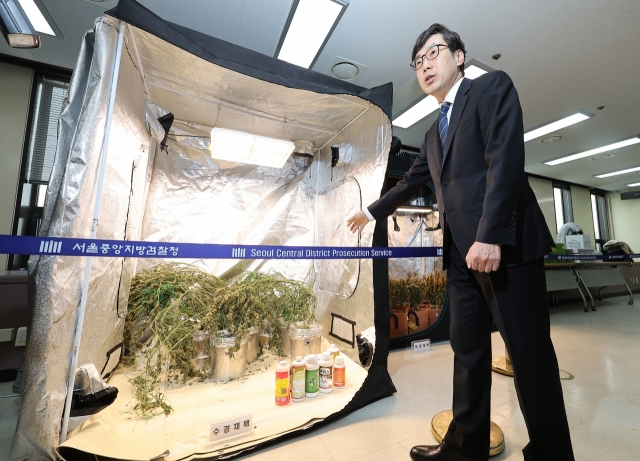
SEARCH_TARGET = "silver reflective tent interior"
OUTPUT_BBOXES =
[10,8,393,461]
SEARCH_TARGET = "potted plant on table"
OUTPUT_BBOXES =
[427,270,446,326]
[407,272,428,333]
[389,277,409,338]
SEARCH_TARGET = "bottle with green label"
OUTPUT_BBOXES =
[305,354,319,398]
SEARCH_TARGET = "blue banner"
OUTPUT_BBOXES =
[0,235,443,260]
[1,235,638,261]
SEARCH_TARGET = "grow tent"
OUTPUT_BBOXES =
[10,1,396,460]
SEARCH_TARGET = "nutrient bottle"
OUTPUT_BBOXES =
[305,354,320,398]
[275,360,290,405]
[333,356,345,389]
[291,356,306,402]
[319,352,334,393]
[327,343,340,361]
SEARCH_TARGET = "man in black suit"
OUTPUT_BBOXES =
[347,24,574,461]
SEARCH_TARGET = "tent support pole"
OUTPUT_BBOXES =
[126,23,150,97]
[59,20,126,443]
[318,103,372,151]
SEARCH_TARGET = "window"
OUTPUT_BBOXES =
[25,76,69,184]
[8,72,70,269]
[591,192,610,250]
[553,183,573,232]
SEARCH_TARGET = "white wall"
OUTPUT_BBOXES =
[608,192,640,254]
[528,176,556,239]
[0,62,33,270]
[571,185,596,245]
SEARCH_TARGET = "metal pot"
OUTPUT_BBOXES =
[210,330,248,382]
[246,327,260,363]
[191,330,211,373]
[279,321,292,357]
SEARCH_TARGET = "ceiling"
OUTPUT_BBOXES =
[2,0,639,192]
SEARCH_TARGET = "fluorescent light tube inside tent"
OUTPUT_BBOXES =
[210,128,295,168]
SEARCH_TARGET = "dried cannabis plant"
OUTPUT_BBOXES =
[123,263,315,418]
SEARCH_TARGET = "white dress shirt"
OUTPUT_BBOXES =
[363,77,467,222]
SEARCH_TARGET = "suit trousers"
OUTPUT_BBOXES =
[442,241,574,461]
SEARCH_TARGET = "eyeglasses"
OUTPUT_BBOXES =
[410,44,449,70]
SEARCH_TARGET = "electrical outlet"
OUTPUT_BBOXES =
[412,339,431,353]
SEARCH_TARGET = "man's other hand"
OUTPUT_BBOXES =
[347,211,370,233]
[466,241,501,273]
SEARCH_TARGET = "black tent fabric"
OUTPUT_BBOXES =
[100,1,397,458]
[106,0,393,119]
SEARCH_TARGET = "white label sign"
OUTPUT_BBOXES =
[412,339,431,353]
[209,414,253,442]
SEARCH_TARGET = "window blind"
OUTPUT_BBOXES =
[26,76,69,184]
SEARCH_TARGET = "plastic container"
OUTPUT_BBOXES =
[305,354,320,398]
[246,326,260,363]
[275,360,290,406]
[291,356,306,402]
[279,320,292,357]
[333,356,345,388]
[319,352,334,393]
[210,330,248,382]
[259,321,272,349]
[327,343,340,361]
[191,330,211,373]
[289,322,323,359]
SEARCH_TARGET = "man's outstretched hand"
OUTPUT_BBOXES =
[347,211,370,233]
[466,241,501,273]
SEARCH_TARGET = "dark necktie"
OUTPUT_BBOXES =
[438,102,451,157]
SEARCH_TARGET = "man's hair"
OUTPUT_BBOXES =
[412,23,466,76]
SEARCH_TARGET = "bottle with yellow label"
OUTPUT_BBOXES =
[327,343,340,361]
[275,360,290,406]
[291,356,306,402]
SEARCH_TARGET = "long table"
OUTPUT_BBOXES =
[544,262,634,312]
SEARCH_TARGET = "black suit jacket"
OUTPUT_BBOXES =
[369,71,554,268]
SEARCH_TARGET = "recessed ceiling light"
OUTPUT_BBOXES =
[331,62,359,79]
[627,182,640,187]
[590,153,615,160]
[595,165,640,178]
[462,64,488,80]
[541,135,562,144]
[492,53,502,60]
[545,136,640,166]
[16,0,54,35]
[276,0,347,69]
[524,111,592,143]
[392,64,488,129]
